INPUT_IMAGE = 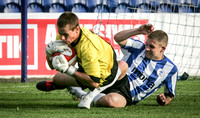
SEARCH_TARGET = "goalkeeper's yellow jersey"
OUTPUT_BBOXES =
[56,27,115,86]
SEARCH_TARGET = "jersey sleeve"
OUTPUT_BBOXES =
[163,69,178,97]
[123,38,144,51]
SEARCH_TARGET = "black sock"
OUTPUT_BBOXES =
[51,82,66,90]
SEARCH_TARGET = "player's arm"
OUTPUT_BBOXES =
[114,23,154,47]
[73,71,99,88]
[156,93,173,106]
[52,54,99,89]
[46,56,54,69]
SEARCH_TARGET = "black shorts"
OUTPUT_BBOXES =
[101,75,132,106]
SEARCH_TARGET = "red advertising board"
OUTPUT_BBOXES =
[0,17,148,76]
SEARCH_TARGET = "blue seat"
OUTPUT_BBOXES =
[157,1,172,13]
[65,0,76,10]
[157,4,172,13]
[42,0,52,12]
[66,0,87,11]
[137,4,153,13]
[94,4,109,13]
[115,0,132,13]
[178,6,194,13]
[27,0,42,4]
[115,4,131,13]
[86,0,97,12]
[175,0,194,13]
[42,0,66,12]
[1,0,19,12]
[71,3,87,13]
[49,3,66,13]
[4,2,20,13]
[93,0,109,13]
[107,0,118,12]
[150,0,161,10]
[136,0,154,13]
[28,3,44,12]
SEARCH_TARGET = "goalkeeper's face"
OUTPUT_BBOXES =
[145,38,165,60]
[58,25,80,45]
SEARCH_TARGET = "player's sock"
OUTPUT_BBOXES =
[91,93,106,106]
[36,80,65,91]
[67,86,87,98]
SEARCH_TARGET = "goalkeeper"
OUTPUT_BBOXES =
[36,12,127,109]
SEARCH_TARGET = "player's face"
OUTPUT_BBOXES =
[145,38,165,60]
[58,25,80,45]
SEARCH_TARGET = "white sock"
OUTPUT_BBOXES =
[67,86,87,98]
[92,93,106,106]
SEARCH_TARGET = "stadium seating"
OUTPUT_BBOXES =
[175,0,194,13]
[1,0,20,12]
[86,0,96,12]
[71,0,87,13]
[49,3,66,13]
[42,0,66,12]
[93,0,109,13]
[137,0,153,13]
[115,0,131,13]
[28,2,44,12]
[157,0,172,13]
[178,6,194,13]
[4,2,20,13]
[27,0,41,4]
[107,0,118,12]
[71,3,87,13]
[1,0,200,13]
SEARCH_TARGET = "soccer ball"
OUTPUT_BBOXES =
[52,46,77,66]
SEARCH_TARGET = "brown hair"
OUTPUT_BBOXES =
[148,30,168,46]
[57,12,79,31]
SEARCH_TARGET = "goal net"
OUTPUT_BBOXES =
[92,0,200,79]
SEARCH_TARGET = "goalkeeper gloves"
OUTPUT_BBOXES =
[45,40,67,60]
[52,54,76,76]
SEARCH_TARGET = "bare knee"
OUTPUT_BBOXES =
[106,96,122,107]
[97,93,126,108]
[118,60,128,80]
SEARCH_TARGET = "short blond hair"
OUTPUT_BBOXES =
[148,30,168,46]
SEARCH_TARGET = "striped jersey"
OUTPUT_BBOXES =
[121,38,178,104]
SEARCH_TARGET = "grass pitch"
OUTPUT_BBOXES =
[0,79,199,118]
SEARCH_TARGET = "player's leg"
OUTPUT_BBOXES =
[52,72,79,86]
[36,72,79,91]
[96,92,127,107]
[93,74,131,108]
[78,60,128,109]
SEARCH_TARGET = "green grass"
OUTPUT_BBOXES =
[0,79,199,118]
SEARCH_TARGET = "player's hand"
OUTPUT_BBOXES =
[156,93,166,105]
[138,23,154,35]
[52,55,76,76]
[45,40,66,60]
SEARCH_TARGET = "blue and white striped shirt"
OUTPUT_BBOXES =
[122,38,178,104]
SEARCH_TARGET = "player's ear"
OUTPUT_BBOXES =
[75,25,79,33]
[161,46,166,52]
